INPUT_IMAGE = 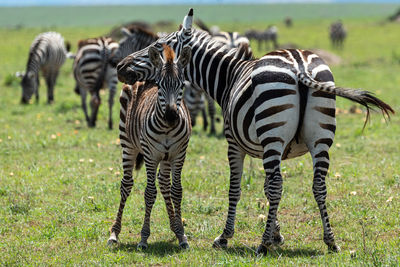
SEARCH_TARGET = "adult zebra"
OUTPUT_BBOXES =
[116,9,394,254]
[21,32,70,104]
[73,37,119,129]
[108,45,192,249]
[330,20,347,49]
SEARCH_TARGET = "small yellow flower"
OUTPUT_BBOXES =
[350,191,357,196]
[51,134,57,139]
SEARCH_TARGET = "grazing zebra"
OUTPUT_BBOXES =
[330,20,347,49]
[73,37,119,129]
[245,25,278,51]
[21,32,70,104]
[108,45,192,249]
[117,9,394,254]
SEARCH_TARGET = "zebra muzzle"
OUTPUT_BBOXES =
[164,104,179,127]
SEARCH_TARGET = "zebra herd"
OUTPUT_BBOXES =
[19,9,393,254]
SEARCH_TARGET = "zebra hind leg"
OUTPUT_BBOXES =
[107,80,117,130]
[213,143,245,249]
[89,93,101,128]
[311,149,340,252]
[256,150,284,255]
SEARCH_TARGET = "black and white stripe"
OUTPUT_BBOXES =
[73,37,119,129]
[116,9,394,253]
[108,45,192,249]
[245,25,278,51]
[21,32,69,104]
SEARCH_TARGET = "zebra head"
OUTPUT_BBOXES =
[117,8,194,85]
[20,71,38,104]
[150,44,191,127]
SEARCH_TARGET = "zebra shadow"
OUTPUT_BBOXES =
[223,245,322,258]
[112,241,184,256]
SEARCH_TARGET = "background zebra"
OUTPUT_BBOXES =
[108,45,192,250]
[116,9,394,254]
[245,25,279,52]
[73,37,119,129]
[330,20,347,49]
[20,31,70,104]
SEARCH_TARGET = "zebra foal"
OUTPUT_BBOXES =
[20,32,70,104]
[73,37,119,129]
[117,9,394,254]
[108,44,192,249]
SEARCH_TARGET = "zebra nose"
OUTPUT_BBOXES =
[164,103,179,126]
[117,60,137,85]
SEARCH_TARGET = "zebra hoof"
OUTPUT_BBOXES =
[273,234,284,246]
[179,241,190,250]
[137,242,148,250]
[328,243,341,253]
[107,237,118,247]
[212,236,228,249]
[255,243,272,256]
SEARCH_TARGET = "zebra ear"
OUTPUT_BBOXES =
[148,46,162,69]
[178,46,192,68]
[182,8,193,31]
[120,27,131,37]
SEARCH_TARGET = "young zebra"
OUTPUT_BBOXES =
[21,32,70,104]
[108,45,192,249]
[117,9,394,254]
[73,37,119,129]
[330,20,347,49]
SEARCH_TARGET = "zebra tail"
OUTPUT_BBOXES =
[298,72,395,128]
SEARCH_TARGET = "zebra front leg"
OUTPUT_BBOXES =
[256,152,283,255]
[311,149,340,252]
[213,143,245,248]
[107,80,117,130]
[206,94,216,135]
[45,70,58,104]
[138,159,158,250]
[157,162,177,236]
[108,148,136,246]
[171,155,189,249]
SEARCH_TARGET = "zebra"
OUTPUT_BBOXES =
[108,44,192,250]
[330,20,347,49]
[111,25,158,67]
[72,37,119,129]
[245,25,278,52]
[20,32,70,104]
[116,9,394,254]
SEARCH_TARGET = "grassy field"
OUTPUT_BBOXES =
[0,4,400,266]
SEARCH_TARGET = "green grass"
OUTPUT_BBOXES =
[0,6,400,266]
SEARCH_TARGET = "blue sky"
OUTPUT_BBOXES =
[0,0,399,6]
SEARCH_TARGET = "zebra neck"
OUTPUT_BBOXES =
[186,33,250,108]
[26,53,41,75]
[153,97,172,130]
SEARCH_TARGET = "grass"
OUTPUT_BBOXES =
[0,5,400,266]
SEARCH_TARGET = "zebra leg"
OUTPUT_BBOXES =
[107,79,117,130]
[311,148,340,252]
[213,143,245,248]
[171,155,189,249]
[108,148,137,246]
[201,107,208,131]
[45,70,58,104]
[138,159,158,250]
[157,162,176,234]
[89,92,101,128]
[79,88,90,125]
[256,150,284,255]
[206,94,216,135]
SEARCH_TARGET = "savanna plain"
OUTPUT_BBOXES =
[0,4,399,266]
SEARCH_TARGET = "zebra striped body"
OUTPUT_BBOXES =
[116,9,393,253]
[21,32,69,104]
[73,37,119,129]
[330,21,347,49]
[212,31,250,49]
[108,45,192,249]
